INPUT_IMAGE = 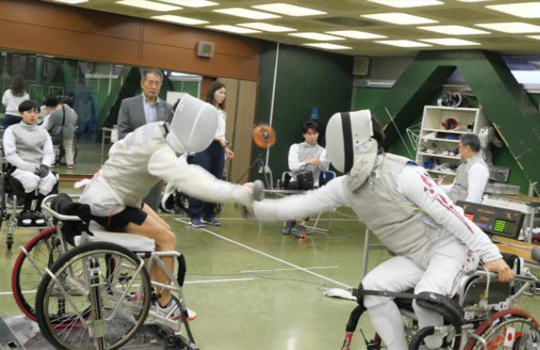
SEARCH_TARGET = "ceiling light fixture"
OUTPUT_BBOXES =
[420,38,481,46]
[152,15,208,25]
[238,22,296,32]
[367,0,443,8]
[325,30,386,39]
[289,32,344,41]
[53,0,88,4]
[158,0,217,7]
[476,22,540,33]
[362,13,438,25]
[417,25,490,35]
[213,8,280,20]
[117,0,181,11]
[375,40,432,47]
[486,2,540,19]
[206,25,261,34]
[303,43,352,50]
[252,3,326,17]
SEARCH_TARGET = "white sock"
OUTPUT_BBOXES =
[367,302,408,350]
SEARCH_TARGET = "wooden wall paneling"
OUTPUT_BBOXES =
[201,77,216,101]
[0,1,261,82]
[0,20,141,65]
[142,23,261,60]
[229,80,258,184]
[141,43,260,81]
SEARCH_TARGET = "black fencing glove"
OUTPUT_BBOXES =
[35,164,50,178]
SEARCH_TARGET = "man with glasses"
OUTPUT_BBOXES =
[117,68,174,211]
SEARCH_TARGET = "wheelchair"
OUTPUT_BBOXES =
[30,194,198,350]
[0,161,58,250]
[341,259,540,350]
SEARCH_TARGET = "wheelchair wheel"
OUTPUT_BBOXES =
[12,227,63,322]
[464,309,540,350]
[36,242,152,350]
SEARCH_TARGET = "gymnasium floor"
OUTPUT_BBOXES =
[1,202,539,350]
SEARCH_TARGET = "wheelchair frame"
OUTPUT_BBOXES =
[28,194,198,350]
[0,163,56,250]
[342,269,539,350]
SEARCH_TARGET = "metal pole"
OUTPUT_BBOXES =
[265,43,280,170]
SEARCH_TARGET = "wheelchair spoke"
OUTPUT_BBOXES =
[37,244,151,350]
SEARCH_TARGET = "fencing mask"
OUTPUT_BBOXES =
[326,110,379,190]
[166,94,218,154]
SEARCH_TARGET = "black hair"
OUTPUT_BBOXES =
[18,99,39,113]
[460,133,481,153]
[371,113,388,152]
[44,96,60,107]
[206,81,226,109]
[142,68,164,81]
[11,75,26,97]
[302,120,320,134]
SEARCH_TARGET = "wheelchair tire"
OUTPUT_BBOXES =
[36,242,152,350]
[464,309,540,350]
[12,227,63,322]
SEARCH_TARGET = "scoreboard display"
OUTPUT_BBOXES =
[456,201,525,239]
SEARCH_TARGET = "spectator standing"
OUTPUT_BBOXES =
[187,81,234,228]
[2,75,30,129]
[117,68,174,211]
[44,96,78,169]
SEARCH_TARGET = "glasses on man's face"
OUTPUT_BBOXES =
[145,80,162,87]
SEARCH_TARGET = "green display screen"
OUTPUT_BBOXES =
[494,219,516,234]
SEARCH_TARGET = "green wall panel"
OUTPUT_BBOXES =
[254,42,353,181]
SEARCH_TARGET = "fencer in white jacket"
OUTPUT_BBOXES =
[79,95,255,316]
[251,110,514,350]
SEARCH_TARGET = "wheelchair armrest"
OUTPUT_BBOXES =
[42,194,85,222]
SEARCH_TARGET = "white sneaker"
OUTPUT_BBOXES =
[157,301,197,322]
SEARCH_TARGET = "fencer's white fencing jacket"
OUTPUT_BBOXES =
[253,153,502,265]
[81,122,251,215]
[3,122,55,172]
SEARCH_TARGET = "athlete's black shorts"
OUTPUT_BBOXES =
[92,206,148,232]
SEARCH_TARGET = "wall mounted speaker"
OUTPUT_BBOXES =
[197,41,215,58]
[353,56,370,76]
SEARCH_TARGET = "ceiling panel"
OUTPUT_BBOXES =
[42,0,540,57]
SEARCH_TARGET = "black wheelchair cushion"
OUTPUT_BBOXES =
[7,175,26,198]
[416,292,464,330]
[51,193,92,246]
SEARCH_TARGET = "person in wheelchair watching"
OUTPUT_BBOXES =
[78,94,256,320]
[251,110,514,350]
[3,99,56,226]
[282,120,329,238]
